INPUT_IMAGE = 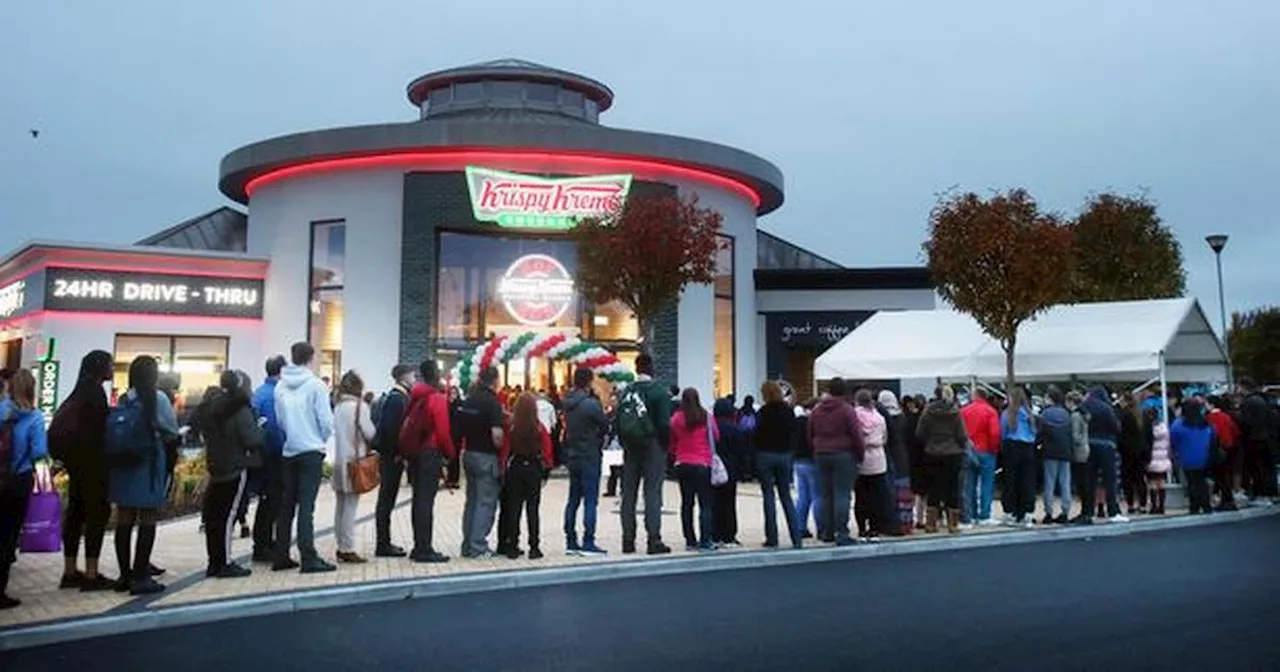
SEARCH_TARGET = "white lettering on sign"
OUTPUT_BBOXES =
[497,254,576,326]
[0,280,24,317]
[53,279,115,299]
[45,270,265,318]
[122,282,188,303]
[203,286,259,306]
[780,323,811,343]
[466,166,632,230]
[819,324,852,343]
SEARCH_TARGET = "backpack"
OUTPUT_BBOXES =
[0,416,18,492]
[47,396,84,463]
[104,396,154,467]
[1037,407,1073,457]
[616,384,656,447]
[737,412,758,434]
[369,392,388,449]
[398,390,436,457]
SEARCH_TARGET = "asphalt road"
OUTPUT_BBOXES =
[5,517,1280,672]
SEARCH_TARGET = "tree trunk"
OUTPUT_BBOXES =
[1003,335,1017,398]
[638,315,656,354]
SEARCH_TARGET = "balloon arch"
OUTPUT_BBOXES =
[449,331,634,392]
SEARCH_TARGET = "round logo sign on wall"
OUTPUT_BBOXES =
[496,254,576,326]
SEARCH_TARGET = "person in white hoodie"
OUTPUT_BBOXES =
[272,342,337,574]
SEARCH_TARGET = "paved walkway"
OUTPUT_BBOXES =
[0,473,1212,630]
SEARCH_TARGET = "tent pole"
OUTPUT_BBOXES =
[1131,375,1160,395]
[1158,351,1169,423]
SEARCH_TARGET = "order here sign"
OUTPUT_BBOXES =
[42,268,264,318]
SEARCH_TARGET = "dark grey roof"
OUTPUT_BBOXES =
[757,230,843,270]
[754,267,933,291]
[407,58,614,111]
[136,206,247,252]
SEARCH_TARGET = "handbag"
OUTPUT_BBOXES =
[346,400,382,495]
[708,418,729,487]
[21,462,63,553]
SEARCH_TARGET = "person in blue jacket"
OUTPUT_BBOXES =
[1169,400,1217,515]
[248,355,287,562]
[1,369,50,609]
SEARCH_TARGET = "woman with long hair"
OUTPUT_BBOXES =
[1170,400,1216,514]
[50,350,116,591]
[670,388,719,552]
[1145,406,1171,514]
[754,381,801,549]
[497,393,554,559]
[331,371,376,564]
[1,370,50,608]
[902,395,928,530]
[915,387,968,534]
[1118,393,1151,514]
[1001,386,1038,528]
[110,356,179,595]
[193,370,262,579]
[712,397,746,546]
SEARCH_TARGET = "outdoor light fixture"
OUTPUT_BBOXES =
[1205,234,1229,254]
[1205,234,1231,386]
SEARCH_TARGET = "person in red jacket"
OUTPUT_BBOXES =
[400,361,456,563]
[496,393,555,559]
[1206,395,1241,511]
[960,388,1001,525]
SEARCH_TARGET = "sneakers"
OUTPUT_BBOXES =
[410,550,450,564]
[148,563,166,577]
[977,518,1000,527]
[835,537,857,547]
[1108,514,1131,524]
[252,549,275,563]
[527,547,544,560]
[579,543,608,557]
[1020,519,1035,530]
[566,537,583,556]
[647,542,672,556]
[58,572,85,589]
[375,545,408,558]
[336,551,367,564]
[300,559,337,574]
[272,558,301,572]
[697,542,717,553]
[80,574,116,592]
[1041,515,1057,525]
[685,543,699,552]
[215,564,252,579]
[621,541,636,555]
[0,594,21,610]
[129,578,165,595]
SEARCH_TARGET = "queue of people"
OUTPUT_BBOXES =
[2,340,1279,613]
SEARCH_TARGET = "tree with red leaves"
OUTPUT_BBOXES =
[572,192,725,348]
[924,189,1075,390]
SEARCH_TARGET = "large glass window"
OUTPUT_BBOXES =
[309,220,345,384]
[113,334,229,427]
[714,235,735,399]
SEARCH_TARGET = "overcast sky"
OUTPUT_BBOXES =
[2,1,1276,325]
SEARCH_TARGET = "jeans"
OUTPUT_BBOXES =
[1042,459,1072,518]
[499,459,543,550]
[250,452,283,557]
[621,438,667,547]
[815,452,855,542]
[793,458,820,536]
[964,452,997,522]
[1003,440,1037,521]
[461,451,502,556]
[1085,441,1121,519]
[276,451,324,564]
[409,451,443,556]
[375,452,405,549]
[203,471,248,573]
[564,459,602,545]
[1185,468,1212,514]
[712,480,738,543]
[675,464,713,547]
[756,451,801,546]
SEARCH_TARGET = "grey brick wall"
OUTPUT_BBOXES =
[398,171,677,379]
[651,301,679,387]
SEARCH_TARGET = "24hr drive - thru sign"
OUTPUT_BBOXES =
[466,166,632,230]
[42,268,264,318]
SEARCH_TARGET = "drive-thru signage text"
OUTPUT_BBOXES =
[496,254,576,326]
[44,269,264,318]
[466,166,632,230]
[0,280,25,318]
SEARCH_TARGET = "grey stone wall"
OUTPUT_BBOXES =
[650,301,679,387]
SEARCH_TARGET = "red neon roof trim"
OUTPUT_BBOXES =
[243,149,763,208]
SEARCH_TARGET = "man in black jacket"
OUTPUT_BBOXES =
[373,364,417,557]
[562,367,608,555]
[1237,377,1278,503]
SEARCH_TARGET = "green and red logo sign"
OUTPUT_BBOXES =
[466,166,632,230]
[496,254,576,326]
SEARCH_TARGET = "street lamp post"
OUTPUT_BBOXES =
[1205,234,1231,388]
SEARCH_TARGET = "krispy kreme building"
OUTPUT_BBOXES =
[1,59,936,405]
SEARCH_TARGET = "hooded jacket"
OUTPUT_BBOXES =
[916,399,968,457]
[562,387,607,463]
[807,396,865,460]
[404,382,456,459]
[1082,388,1120,444]
[251,377,285,457]
[195,387,263,483]
[854,405,887,475]
[1239,392,1277,446]
[714,398,749,479]
[960,399,1002,455]
[1,399,49,476]
[274,364,335,457]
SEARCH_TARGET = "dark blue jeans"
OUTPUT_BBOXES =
[675,464,714,547]
[815,452,855,542]
[276,451,324,564]
[757,451,801,546]
[564,459,602,545]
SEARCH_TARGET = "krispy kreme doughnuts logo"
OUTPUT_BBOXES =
[497,254,576,326]
[466,166,632,230]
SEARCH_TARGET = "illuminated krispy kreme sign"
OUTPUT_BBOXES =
[466,166,632,230]
[497,254,575,326]
[44,268,264,318]
[0,279,25,318]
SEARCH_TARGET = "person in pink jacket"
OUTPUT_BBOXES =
[670,388,720,552]
[853,389,891,539]
[1145,406,1172,514]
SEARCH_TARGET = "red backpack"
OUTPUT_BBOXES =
[398,388,437,457]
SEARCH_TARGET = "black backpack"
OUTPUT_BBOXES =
[0,415,18,492]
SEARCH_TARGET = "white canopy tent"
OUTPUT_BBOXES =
[814,297,1229,386]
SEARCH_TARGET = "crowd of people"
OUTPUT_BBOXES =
[1,341,1278,611]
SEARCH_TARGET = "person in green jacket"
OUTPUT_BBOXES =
[618,354,673,556]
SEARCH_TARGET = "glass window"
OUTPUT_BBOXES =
[428,86,452,105]
[527,83,558,103]
[112,334,228,431]
[714,235,734,399]
[454,81,483,102]
[591,301,639,342]
[559,88,584,108]
[309,220,345,384]
[491,80,523,101]
[584,98,599,122]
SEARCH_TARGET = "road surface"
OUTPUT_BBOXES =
[5,517,1279,671]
